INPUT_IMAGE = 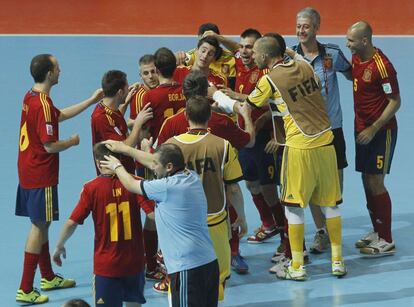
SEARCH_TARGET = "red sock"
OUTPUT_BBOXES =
[372,192,393,242]
[269,201,285,229]
[365,194,377,232]
[228,206,239,256]
[38,242,55,281]
[19,252,40,293]
[143,229,158,272]
[252,193,274,229]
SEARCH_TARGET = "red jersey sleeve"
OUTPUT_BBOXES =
[37,95,60,145]
[70,186,92,225]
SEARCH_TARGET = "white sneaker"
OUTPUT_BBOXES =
[355,231,378,248]
[269,256,290,274]
[332,260,347,277]
[275,260,307,281]
[310,229,330,253]
[360,237,395,257]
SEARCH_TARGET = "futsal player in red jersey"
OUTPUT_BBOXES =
[141,48,186,141]
[53,143,146,307]
[346,21,401,256]
[173,36,228,89]
[91,70,152,175]
[127,55,165,282]
[16,54,103,304]
[128,54,159,129]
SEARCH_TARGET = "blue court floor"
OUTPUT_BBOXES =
[1,35,413,306]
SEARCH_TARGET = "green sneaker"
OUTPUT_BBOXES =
[40,274,76,291]
[332,260,347,277]
[276,261,307,281]
[16,288,49,304]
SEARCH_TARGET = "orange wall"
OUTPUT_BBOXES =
[1,0,413,35]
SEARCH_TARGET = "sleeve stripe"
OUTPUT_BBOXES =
[40,93,51,122]
[105,114,115,126]
[373,54,388,79]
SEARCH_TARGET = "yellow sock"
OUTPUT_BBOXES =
[288,223,304,269]
[326,216,343,262]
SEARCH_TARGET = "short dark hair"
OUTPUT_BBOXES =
[183,71,208,99]
[240,28,262,40]
[154,47,177,78]
[197,36,222,60]
[198,22,220,36]
[93,142,120,161]
[155,143,185,170]
[62,299,90,307]
[186,95,211,124]
[30,54,54,83]
[262,34,286,57]
[101,70,127,97]
[139,54,155,66]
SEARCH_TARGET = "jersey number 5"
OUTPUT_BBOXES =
[106,201,132,242]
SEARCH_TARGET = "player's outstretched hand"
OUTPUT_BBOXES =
[103,140,129,154]
[232,216,248,239]
[141,137,153,153]
[264,139,279,154]
[52,246,66,267]
[69,134,80,147]
[91,88,104,104]
[101,154,122,171]
[136,103,153,127]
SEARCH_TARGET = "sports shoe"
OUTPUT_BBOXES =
[360,237,396,257]
[355,231,378,248]
[16,288,48,304]
[231,253,249,274]
[310,229,330,254]
[145,269,166,281]
[275,261,307,281]
[269,255,290,274]
[40,274,76,291]
[156,250,165,266]
[332,260,347,277]
[247,226,279,244]
[153,278,169,294]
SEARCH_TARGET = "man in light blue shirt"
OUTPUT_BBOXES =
[101,141,219,307]
[290,7,352,254]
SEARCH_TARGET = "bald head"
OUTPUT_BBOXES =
[256,36,284,57]
[349,21,372,43]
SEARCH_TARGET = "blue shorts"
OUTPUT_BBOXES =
[15,185,59,223]
[238,131,281,185]
[94,272,146,307]
[355,128,397,174]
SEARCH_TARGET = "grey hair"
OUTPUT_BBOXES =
[297,7,321,29]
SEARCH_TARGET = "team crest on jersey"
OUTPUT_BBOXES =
[249,71,259,84]
[46,124,53,136]
[221,64,230,75]
[362,69,372,82]
[114,126,123,136]
[323,55,333,70]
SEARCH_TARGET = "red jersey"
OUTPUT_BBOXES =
[18,90,61,189]
[352,48,399,132]
[157,109,250,150]
[91,103,135,174]
[173,65,228,88]
[70,175,145,277]
[234,52,271,130]
[141,83,186,139]
[129,85,148,120]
